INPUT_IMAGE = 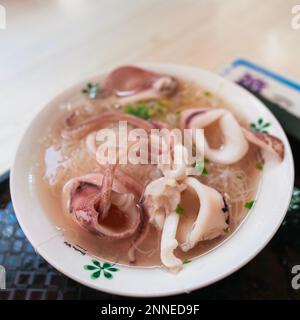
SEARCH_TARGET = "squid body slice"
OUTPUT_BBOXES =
[180,177,228,252]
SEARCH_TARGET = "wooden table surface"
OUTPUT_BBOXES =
[0,0,299,175]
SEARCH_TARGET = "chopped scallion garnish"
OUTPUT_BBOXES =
[82,83,100,99]
[183,259,192,264]
[256,162,263,171]
[245,200,255,209]
[176,204,184,215]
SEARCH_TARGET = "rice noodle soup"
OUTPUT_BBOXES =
[36,66,284,273]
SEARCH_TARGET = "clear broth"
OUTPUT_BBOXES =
[35,80,261,268]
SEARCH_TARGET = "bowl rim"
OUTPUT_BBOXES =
[10,63,295,297]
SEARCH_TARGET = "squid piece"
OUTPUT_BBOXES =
[63,170,141,239]
[113,167,144,197]
[160,144,187,180]
[62,112,158,140]
[160,211,182,273]
[180,177,228,252]
[181,108,285,164]
[159,143,197,180]
[104,66,178,105]
[97,163,116,219]
[128,202,150,263]
[242,128,284,161]
[181,108,249,165]
[143,177,186,272]
[85,131,150,197]
[143,177,186,229]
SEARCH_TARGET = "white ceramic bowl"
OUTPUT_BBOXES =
[10,64,294,297]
